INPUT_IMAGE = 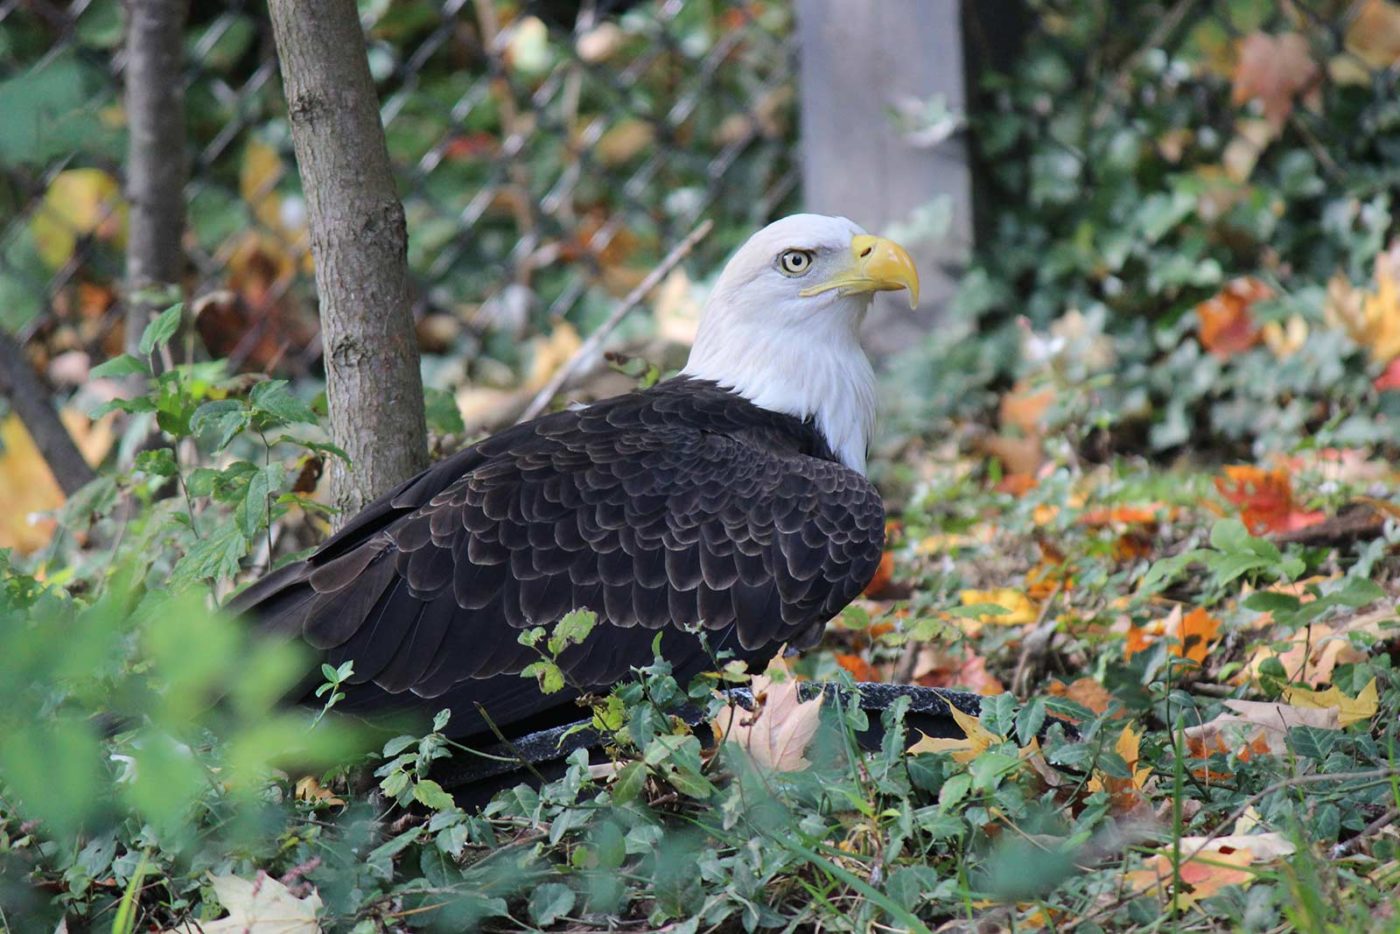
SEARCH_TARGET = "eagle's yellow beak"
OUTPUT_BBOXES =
[800,234,920,309]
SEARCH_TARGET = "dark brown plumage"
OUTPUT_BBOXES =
[232,377,884,738]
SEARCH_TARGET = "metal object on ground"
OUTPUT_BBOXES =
[434,683,1065,804]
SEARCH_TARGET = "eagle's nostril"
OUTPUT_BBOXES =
[859,246,873,259]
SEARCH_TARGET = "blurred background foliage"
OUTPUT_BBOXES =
[884,0,1400,468]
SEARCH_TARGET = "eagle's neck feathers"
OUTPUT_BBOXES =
[680,299,876,475]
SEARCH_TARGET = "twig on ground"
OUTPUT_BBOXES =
[0,331,97,495]
[1332,807,1400,858]
[519,219,713,422]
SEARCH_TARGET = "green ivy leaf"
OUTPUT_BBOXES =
[138,303,183,357]
[249,380,318,428]
[412,778,455,811]
[528,883,576,928]
[547,608,597,655]
[89,354,149,379]
[236,464,284,539]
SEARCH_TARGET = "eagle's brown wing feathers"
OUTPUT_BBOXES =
[232,382,884,738]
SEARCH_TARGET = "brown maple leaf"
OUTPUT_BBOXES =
[714,676,824,772]
[1231,32,1320,132]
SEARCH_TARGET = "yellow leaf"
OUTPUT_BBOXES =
[1261,314,1308,359]
[241,138,287,234]
[1344,0,1400,73]
[30,169,126,269]
[713,675,824,772]
[958,588,1037,626]
[1282,678,1378,727]
[1326,245,1400,364]
[0,410,111,554]
[596,118,655,167]
[294,775,345,808]
[1087,724,1152,809]
[524,321,582,392]
[907,704,1000,764]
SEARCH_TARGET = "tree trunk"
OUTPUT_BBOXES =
[122,0,187,361]
[0,333,96,496]
[267,0,429,526]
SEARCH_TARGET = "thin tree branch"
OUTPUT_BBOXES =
[0,333,97,495]
[519,219,713,423]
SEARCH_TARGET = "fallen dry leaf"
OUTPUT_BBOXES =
[0,410,113,553]
[524,321,583,392]
[1186,699,1339,761]
[1341,0,1400,74]
[1195,277,1273,358]
[1282,678,1378,727]
[1088,724,1153,812]
[1261,313,1309,359]
[1326,243,1400,364]
[862,551,896,598]
[30,168,127,269]
[907,704,1000,764]
[913,646,1006,695]
[1046,677,1113,718]
[1126,606,1221,665]
[1126,841,1263,909]
[1242,617,1373,688]
[1000,383,1054,435]
[714,675,823,772]
[161,872,321,933]
[294,775,345,808]
[834,653,881,683]
[959,588,1038,627]
[1214,464,1325,535]
[1231,32,1320,132]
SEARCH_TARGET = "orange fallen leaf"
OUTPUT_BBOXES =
[1177,607,1221,665]
[1376,358,1400,392]
[295,775,345,808]
[1000,383,1054,435]
[1127,833,1290,909]
[714,675,824,772]
[1046,678,1113,718]
[862,551,895,597]
[1214,464,1326,535]
[1125,606,1221,665]
[1080,504,1167,527]
[834,653,881,683]
[1196,277,1273,358]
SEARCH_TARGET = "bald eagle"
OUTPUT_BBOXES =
[234,214,919,738]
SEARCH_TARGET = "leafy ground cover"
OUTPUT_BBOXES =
[0,300,1397,932]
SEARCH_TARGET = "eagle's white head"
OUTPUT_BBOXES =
[681,214,919,475]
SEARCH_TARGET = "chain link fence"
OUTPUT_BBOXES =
[1,0,798,402]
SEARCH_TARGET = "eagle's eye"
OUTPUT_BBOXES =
[778,249,814,276]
